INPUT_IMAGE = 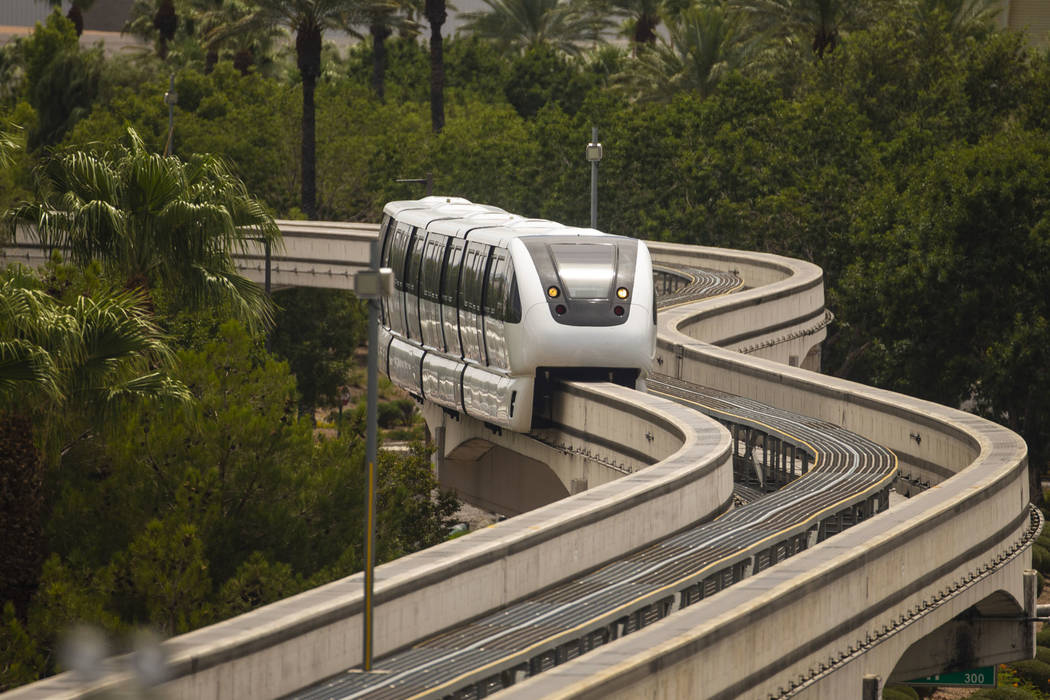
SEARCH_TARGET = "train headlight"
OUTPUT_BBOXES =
[616,287,629,299]
[547,286,561,298]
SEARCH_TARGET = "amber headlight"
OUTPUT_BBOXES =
[547,286,561,298]
[616,287,629,299]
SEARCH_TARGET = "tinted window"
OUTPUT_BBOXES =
[550,243,617,298]
[405,231,423,295]
[389,224,412,290]
[419,236,440,301]
[378,215,393,267]
[484,251,508,319]
[442,240,465,306]
[460,243,491,313]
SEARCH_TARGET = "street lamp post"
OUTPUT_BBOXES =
[352,247,393,672]
[586,127,603,229]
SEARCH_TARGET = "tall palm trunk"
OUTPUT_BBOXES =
[425,0,446,133]
[296,22,322,219]
[153,0,177,59]
[67,4,85,36]
[371,22,392,101]
[0,414,46,620]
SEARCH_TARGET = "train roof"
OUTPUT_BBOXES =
[384,197,624,242]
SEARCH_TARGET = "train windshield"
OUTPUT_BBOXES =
[549,243,617,298]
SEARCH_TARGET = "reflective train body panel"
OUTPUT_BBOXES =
[376,197,656,432]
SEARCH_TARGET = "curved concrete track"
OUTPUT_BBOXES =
[287,373,897,699]
[0,221,1034,700]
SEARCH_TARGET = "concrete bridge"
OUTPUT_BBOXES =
[0,221,1034,699]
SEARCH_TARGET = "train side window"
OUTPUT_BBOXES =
[421,234,446,302]
[461,243,490,312]
[378,214,393,267]
[405,231,424,296]
[389,223,411,289]
[484,251,508,320]
[442,240,465,306]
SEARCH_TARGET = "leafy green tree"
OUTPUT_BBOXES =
[0,264,189,617]
[836,128,1050,484]
[504,44,602,117]
[4,128,280,329]
[39,0,96,36]
[15,11,102,150]
[0,602,44,691]
[125,520,212,634]
[269,287,366,417]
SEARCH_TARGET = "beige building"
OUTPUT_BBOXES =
[1000,0,1050,47]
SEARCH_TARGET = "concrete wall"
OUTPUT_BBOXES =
[647,242,828,368]
[429,380,692,514]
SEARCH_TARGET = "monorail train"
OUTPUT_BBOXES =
[376,197,656,433]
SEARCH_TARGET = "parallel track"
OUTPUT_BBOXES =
[287,269,896,700]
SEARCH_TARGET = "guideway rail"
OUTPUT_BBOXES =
[287,279,897,700]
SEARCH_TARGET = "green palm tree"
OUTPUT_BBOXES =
[613,0,665,47]
[0,265,190,616]
[425,0,447,131]
[197,0,287,73]
[619,1,756,100]
[124,0,180,59]
[341,0,419,100]
[912,0,1001,37]
[251,0,374,217]
[731,0,875,58]
[461,0,605,55]
[3,128,280,330]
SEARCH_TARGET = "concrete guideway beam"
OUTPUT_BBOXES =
[428,381,696,515]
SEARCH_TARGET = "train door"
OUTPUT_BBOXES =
[386,221,414,337]
[459,241,491,365]
[441,239,466,358]
[404,230,424,341]
[377,215,394,326]
[419,233,447,350]
[483,248,512,370]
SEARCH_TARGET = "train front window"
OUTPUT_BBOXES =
[549,244,617,299]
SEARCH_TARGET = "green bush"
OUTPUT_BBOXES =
[1038,627,1050,648]
[1012,659,1050,693]
[1036,646,1050,665]
[970,688,1042,699]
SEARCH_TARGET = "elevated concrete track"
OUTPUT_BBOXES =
[0,220,1033,700]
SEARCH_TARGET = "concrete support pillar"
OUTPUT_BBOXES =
[862,674,882,700]
[1025,569,1038,661]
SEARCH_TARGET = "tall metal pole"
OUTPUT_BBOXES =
[590,126,598,229]
[363,240,379,671]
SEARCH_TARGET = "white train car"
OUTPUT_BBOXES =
[376,197,656,432]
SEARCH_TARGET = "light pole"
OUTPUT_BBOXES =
[163,73,177,157]
[352,247,393,672]
[586,127,603,229]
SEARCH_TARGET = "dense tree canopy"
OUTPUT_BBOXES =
[2,0,1050,692]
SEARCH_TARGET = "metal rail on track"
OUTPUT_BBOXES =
[286,266,898,700]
